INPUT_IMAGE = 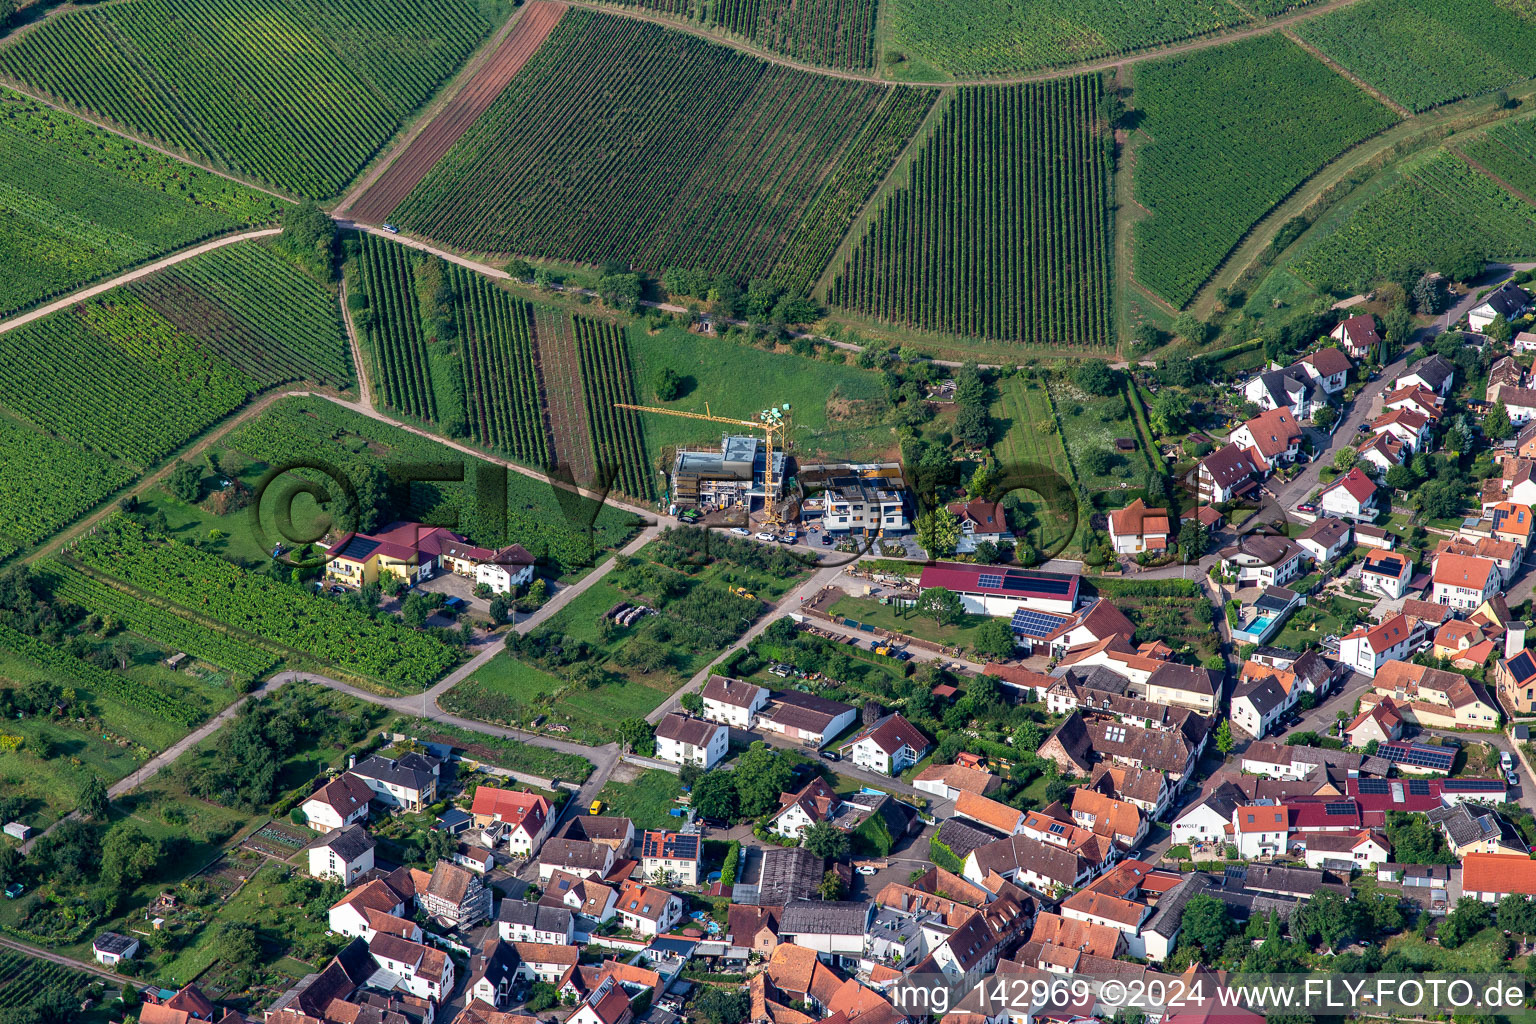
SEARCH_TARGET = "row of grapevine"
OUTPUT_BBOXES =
[829,78,1112,347]
[1460,118,1536,201]
[0,622,201,727]
[390,9,902,281]
[132,242,351,388]
[0,950,93,1008]
[358,233,437,422]
[38,560,277,677]
[599,0,877,70]
[69,515,458,692]
[0,417,133,548]
[451,266,552,466]
[1131,33,1398,308]
[0,0,490,196]
[571,317,654,501]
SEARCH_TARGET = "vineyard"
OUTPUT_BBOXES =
[1460,119,1536,201]
[572,316,654,501]
[357,233,437,421]
[389,9,908,282]
[0,950,93,1010]
[131,242,352,388]
[770,87,937,297]
[1296,0,1536,113]
[38,560,278,677]
[451,265,552,466]
[0,292,255,467]
[224,397,640,572]
[69,516,459,692]
[1291,151,1536,293]
[0,417,133,548]
[0,0,490,196]
[600,0,877,70]
[885,0,1252,77]
[1130,34,1397,308]
[828,78,1112,347]
[0,621,202,727]
[0,89,280,316]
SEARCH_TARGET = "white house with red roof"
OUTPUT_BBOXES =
[300,773,373,834]
[844,713,931,776]
[1296,347,1353,394]
[1229,407,1303,466]
[1339,613,1422,677]
[1316,467,1377,522]
[329,878,408,938]
[1232,805,1288,860]
[917,562,1079,617]
[1382,384,1443,423]
[1359,551,1413,599]
[1107,499,1171,555]
[1370,408,1433,452]
[470,787,554,857]
[946,499,1013,554]
[1330,313,1380,360]
[1432,553,1501,611]
[1196,443,1266,503]
[1355,431,1407,473]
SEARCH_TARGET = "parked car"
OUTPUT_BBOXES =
[856,865,878,875]
[819,750,840,762]
[731,527,750,536]
[1502,751,1514,771]
[1510,771,1521,787]
[754,531,776,542]
[1297,503,1317,514]
[382,223,400,234]
[820,534,834,546]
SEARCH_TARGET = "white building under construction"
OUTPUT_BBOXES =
[670,435,787,512]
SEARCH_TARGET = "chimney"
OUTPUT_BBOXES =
[348,754,356,770]
[1508,621,1529,660]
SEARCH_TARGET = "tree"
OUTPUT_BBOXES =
[1439,244,1485,284]
[166,460,203,503]
[277,200,337,280]
[1179,893,1233,963]
[1332,446,1356,471]
[733,742,795,817]
[1173,312,1209,346]
[0,0,14,31]
[79,774,109,822]
[1382,304,1415,355]
[1179,519,1208,560]
[1412,274,1447,315]
[598,271,642,313]
[488,595,511,625]
[1149,391,1190,436]
[214,920,263,965]
[654,367,684,401]
[1132,322,1161,351]
[1292,889,1364,952]
[974,617,1017,660]
[1312,405,1337,430]
[1439,896,1493,949]
[526,982,560,1012]
[1488,312,1514,346]
[1074,360,1120,397]
[819,868,848,901]
[954,363,986,407]
[1384,464,1415,490]
[1215,720,1234,756]
[400,592,434,629]
[1486,400,1515,442]
[679,692,704,716]
[616,718,654,754]
[101,824,162,889]
[917,586,965,627]
[693,988,751,1024]
[954,404,991,448]
[690,771,740,822]
[1080,447,1114,477]
[802,821,851,859]
[915,508,961,558]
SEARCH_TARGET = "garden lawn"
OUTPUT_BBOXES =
[989,375,1077,557]
[596,769,683,831]
[1273,594,1373,651]
[827,594,991,649]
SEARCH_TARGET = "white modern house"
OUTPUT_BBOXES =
[653,713,728,770]
[700,675,768,728]
[844,714,931,776]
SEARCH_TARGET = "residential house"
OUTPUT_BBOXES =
[346,753,439,811]
[845,714,931,776]
[1462,853,1536,902]
[1469,281,1530,334]
[653,713,728,770]
[915,762,1003,803]
[567,977,634,1024]
[1356,431,1408,474]
[947,499,1013,554]
[1297,346,1353,394]
[540,871,617,935]
[555,815,635,858]
[416,859,493,927]
[1381,383,1444,423]
[1218,534,1306,588]
[1243,365,1318,418]
[1359,551,1413,599]
[1432,552,1501,611]
[537,838,615,882]
[917,562,1080,617]
[1296,518,1352,565]
[497,899,576,945]
[1143,661,1219,714]
[1070,789,1147,849]
[779,900,876,960]
[1108,499,1171,555]
[757,691,858,749]
[465,940,522,1011]
[305,824,375,886]
[1495,640,1536,715]
[726,904,781,956]
[1232,805,1289,860]
[1330,314,1380,360]
[1317,467,1378,522]
[1230,408,1304,467]
[1172,783,1244,846]
[962,834,1094,895]
[1230,672,1294,740]
[1344,699,1404,748]
[470,787,554,858]
[1339,613,1422,677]
[324,520,532,591]
[327,879,407,939]
[1197,444,1266,503]
[367,933,454,1001]
[955,790,1026,836]
[1370,408,1433,453]
[1491,501,1535,548]
[1427,804,1530,858]
[1300,830,1391,870]
[93,932,139,967]
[614,881,684,937]
[1432,619,1499,670]
[300,773,373,834]
[1397,353,1456,398]
[772,776,844,840]
[1362,660,1501,731]
[1091,764,1173,819]
[640,830,700,886]
[509,941,580,985]
[700,675,769,728]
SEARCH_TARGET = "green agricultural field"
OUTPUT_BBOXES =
[884,0,1259,78]
[1291,151,1536,293]
[1296,0,1536,113]
[0,90,281,317]
[0,0,493,196]
[1460,117,1536,200]
[390,9,924,284]
[830,77,1112,347]
[625,325,892,469]
[1131,33,1397,308]
[574,316,654,501]
[0,415,134,550]
[0,949,101,1017]
[988,375,1077,557]
[223,396,641,573]
[599,0,879,70]
[442,654,671,746]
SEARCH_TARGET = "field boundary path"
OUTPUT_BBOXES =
[340,1,569,222]
[0,228,282,336]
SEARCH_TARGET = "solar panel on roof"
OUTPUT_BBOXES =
[1010,608,1071,637]
[1446,778,1505,791]
[1407,780,1431,796]
[1010,571,1074,596]
[977,573,1004,590]
[1379,743,1454,771]
[1357,779,1390,795]
[1325,802,1356,816]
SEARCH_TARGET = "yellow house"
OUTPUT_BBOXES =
[324,522,535,592]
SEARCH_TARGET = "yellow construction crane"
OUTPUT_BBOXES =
[614,401,793,526]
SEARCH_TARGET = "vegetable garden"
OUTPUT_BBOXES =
[68,515,459,692]
[0,89,280,317]
[572,316,654,501]
[131,242,351,389]
[1131,34,1396,308]
[0,0,490,196]
[828,77,1112,347]
[1296,0,1536,114]
[885,0,1256,78]
[601,0,878,70]
[1291,150,1536,293]
[390,9,910,282]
